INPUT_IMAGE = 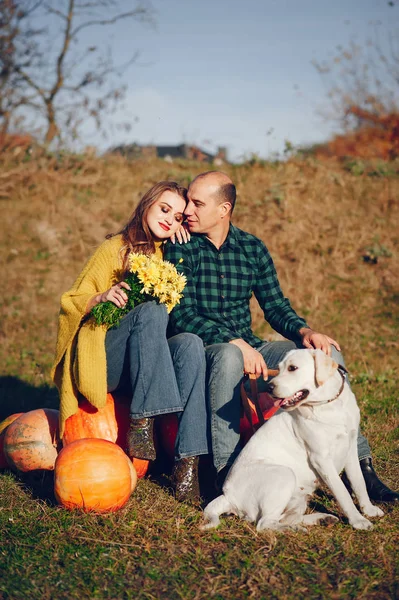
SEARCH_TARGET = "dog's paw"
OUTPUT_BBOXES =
[200,518,219,531]
[350,516,373,530]
[321,515,339,525]
[363,504,384,518]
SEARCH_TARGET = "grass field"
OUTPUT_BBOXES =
[0,150,398,599]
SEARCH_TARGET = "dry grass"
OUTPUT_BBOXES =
[0,150,398,599]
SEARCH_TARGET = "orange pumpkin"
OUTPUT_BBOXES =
[4,408,60,472]
[63,394,118,446]
[63,393,149,478]
[54,438,137,512]
[0,413,24,469]
[131,457,150,478]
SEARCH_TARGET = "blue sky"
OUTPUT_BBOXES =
[73,0,398,160]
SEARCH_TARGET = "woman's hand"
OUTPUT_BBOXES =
[100,282,131,308]
[86,281,131,313]
[170,223,191,245]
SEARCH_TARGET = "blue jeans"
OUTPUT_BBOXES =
[105,301,210,459]
[206,340,371,471]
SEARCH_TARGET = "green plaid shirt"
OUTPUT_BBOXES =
[164,224,309,347]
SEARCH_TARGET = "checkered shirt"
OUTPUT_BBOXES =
[164,224,309,347]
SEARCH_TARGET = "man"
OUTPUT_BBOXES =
[164,171,398,503]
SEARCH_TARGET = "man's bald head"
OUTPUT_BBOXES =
[190,171,236,214]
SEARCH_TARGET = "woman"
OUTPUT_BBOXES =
[52,181,211,503]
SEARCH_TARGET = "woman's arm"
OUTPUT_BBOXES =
[85,281,131,314]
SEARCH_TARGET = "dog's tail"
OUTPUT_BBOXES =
[200,495,233,530]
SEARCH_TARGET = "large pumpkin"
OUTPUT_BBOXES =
[4,408,60,472]
[0,413,24,469]
[54,438,137,513]
[63,393,149,478]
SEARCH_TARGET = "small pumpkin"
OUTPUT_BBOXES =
[54,438,137,513]
[4,408,60,472]
[63,393,149,478]
[0,413,24,469]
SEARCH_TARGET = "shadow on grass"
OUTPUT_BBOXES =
[14,469,57,506]
[0,376,59,421]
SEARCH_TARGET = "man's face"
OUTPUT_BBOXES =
[184,180,222,234]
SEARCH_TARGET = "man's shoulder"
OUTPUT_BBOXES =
[164,235,204,258]
[230,225,265,248]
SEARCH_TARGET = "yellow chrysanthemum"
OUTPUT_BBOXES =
[126,252,186,312]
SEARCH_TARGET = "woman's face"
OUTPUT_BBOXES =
[146,191,186,240]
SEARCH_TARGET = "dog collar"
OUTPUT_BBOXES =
[325,366,347,404]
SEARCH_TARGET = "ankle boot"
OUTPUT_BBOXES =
[360,457,399,504]
[172,456,200,504]
[126,417,156,461]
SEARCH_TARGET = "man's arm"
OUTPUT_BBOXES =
[253,241,340,355]
[165,242,240,345]
[253,241,309,340]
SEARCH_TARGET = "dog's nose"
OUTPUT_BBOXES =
[265,382,274,393]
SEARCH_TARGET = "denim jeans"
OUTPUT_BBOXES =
[206,340,371,471]
[105,301,210,458]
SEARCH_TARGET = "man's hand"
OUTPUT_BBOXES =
[299,327,341,356]
[229,338,269,380]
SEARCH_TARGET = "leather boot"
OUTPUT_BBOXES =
[126,417,156,461]
[172,456,200,504]
[360,457,399,504]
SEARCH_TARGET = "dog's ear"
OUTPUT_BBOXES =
[312,349,338,386]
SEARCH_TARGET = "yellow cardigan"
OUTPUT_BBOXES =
[52,235,164,435]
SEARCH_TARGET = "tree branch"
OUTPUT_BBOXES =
[71,7,149,38]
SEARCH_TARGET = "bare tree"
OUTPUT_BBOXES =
[0,0,154,144]
[313,21,399,131]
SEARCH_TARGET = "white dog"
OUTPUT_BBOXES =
[202,349,384,531]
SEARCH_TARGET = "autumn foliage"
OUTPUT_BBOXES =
[315,106,399,160]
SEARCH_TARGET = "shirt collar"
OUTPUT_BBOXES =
[195,223,239,250]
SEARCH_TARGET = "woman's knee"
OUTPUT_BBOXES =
[168,333,205,361]
[133,300,168,327]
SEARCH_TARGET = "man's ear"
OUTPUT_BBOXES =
[220,202,232,218]
[312,349,338,386]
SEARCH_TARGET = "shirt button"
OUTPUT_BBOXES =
[220,274,224,278]
[221,295,224,299]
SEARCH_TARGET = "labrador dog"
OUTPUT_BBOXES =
[202,349,384,531]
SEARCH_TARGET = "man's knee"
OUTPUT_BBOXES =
[259,340,297,370]
[205,343,244,375]
[331,345,346,368]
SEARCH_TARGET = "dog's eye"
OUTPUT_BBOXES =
[288,365,298,372]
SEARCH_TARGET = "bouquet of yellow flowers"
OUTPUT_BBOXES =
[90,253,187,328]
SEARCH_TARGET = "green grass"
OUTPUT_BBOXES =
[0,152,398,599]
[1,364,397,599]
